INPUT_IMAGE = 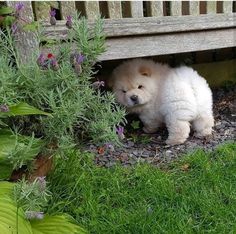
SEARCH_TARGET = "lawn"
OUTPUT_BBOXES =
[47,141,236,234]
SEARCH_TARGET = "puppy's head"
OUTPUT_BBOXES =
[109,59,158,109]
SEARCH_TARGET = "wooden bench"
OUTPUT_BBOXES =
[6,1,236,62]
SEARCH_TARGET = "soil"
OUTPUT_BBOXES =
[86,84,236,168]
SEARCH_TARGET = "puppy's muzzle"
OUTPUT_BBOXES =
[130,95,139,105]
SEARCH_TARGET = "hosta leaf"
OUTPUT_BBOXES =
[0,102,52,117]
[0,129,43,159]
[2,15,15,27]
[0,6,13,15]
[0,181,14,196]
[0,161,13,180]
[31,215,87,234]
[0,196,33,234]
[23,21,40,32]
[0,129,44,173]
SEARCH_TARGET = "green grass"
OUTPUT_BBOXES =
[47,142,236,234]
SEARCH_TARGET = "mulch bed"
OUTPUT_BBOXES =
[86,84,236,168]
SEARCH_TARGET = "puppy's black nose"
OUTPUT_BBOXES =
[130,95,139,104]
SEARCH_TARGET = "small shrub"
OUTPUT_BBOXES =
[0,14,126,156]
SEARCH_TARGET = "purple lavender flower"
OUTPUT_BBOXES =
[25,211,44,220]
[49,9,56,17]
[66,15,72,29]
[36,176,46,192]
[49,9,56,25]
[116,126,125,140]
[37,53,46,66]
[75,54,85,64]
[15,2,24,12]
[50,58,59,71]
[0,104,9,113]
[11,22,18,34]
[92,80,105,89]
[15,2,24,18]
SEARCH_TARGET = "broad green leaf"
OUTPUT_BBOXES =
[0,129,43,160]
[0,196,33,234]
[0,129,44,175]
[2,15,15,27]
[31,215,87,234]
[0,181,14,196]
[0,102,52,118]
[0,6,13,15]
[23,22,40,32]
[0,161,13,180]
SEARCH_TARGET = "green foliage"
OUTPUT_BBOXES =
[0,102,52,118]
[46,142,236,233]
[0,196,33,234]
[30,215,86,234]
[0,102,50,179]
[0,129,44,179]
[0,16,126,155]
[130,120,140,130]
[13,178,51,213]
[0,181,86,234]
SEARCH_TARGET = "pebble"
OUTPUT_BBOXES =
[89,86,236,168]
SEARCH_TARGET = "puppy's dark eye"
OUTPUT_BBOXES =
[138,85,143,89]
[122,90,126,93]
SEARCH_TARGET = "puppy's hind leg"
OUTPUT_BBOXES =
[165,119,190,145]
[192,114,214,138]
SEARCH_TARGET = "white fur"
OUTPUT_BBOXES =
[111,59,214,145]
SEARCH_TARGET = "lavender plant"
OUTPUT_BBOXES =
[0,9,126,156]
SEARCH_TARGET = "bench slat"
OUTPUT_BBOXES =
[6,1,38,64]
[100,28,236,60]
[84,1,100,19]
[206,1,217,14]
[60,1,76,19]
[130,1,143,18]
[42,14,236,39]
[107,1,122,19]
[149,2,163,17]
[170,1,182,16]
[7,1,34,20]
[223,1,233,13]
[189,1,200,15]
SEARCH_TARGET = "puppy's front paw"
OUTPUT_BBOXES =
[165,137,186,146]
[143,126,157,134]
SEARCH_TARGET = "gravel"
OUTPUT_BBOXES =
[85,85,236,168]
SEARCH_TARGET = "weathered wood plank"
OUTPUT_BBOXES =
[84,1,100,19]
[99,28,236,60]
[149,1,163,17]
[189,1,200,15]
[206,1,217,14]
[32,2,51,21]
[130,1,143,18]
[42,14,236,40]
[170,1,182,16]
[41,28,236,61]
[107,1,122,19]
[60,1,76,19]
[223,1,233,13]
[7,1,34,21]
[6,1,39,64]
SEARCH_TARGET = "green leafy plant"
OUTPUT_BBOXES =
[0,102,51,179]
[0,181,86,234]
[0,14,126,155]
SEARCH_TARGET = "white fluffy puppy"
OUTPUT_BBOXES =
[110,59,214,145]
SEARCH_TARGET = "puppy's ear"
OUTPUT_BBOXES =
[139,66,151,77]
